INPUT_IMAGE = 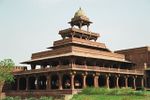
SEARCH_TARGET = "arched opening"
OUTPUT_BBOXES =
[62,74,71,89]
[136,77,142,90]
[28,77,36,90]
[74,74,83,89]
[19,77,26,90]
[119,76,125,88]
[38,76,46,90]
[109,75,116,88]
[128,77,134,88]
[86,74,94,87]
[98,74,106,87]
[51,74,59,89]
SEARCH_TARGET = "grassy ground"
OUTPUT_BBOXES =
[71,87,150,100]
[71,94,148,100]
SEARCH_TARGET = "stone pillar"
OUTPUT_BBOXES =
[31,64,36,69]
[46,75,51,90]
[71,74,75,89]
[144,76,147,88]
[87,24,90,32]
[133,76,136,90]
[58,60,61,67]
[59,74,63,90]
[106,74,109,89]
[141,77,144,88]
[83,75,87,88]
[17,78,20,91]
[70,58,75,67]
[125,76,128,88]
[94,75,99,88]
[26,77,29,91]
[83,60,87,68]
[116,75,119,88]
[35,77,39,90]
[41,65,46,69]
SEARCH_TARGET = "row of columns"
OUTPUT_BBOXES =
[15,73,144,91]
[30,59,130,70]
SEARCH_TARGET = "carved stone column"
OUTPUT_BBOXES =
[35,77,39,90]
[46,75,51,90]
[71,74,75,90]
[83,74,87,88]
[141,77,144,88]
[133,76,136,90]
[70,57,75,68]
[83,60,87,68]
[31,64,36,69]
[58,60,61,67]
[58,74,63,90]
[106,74,109,89]
[125,76,128,88]
[116,75,119,88]
[94,75,99,88]
[144,76,147,88]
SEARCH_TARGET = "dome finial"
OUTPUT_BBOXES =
[74,7,86,18]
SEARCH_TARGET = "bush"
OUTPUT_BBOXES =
[80,87,147,96]
[2,96,14,100]
[27,97,37,100]
[39,96,53,100]
[108,87,134,95]
[80,87,109,95]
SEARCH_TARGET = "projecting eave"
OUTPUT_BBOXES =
[21,52,133,65]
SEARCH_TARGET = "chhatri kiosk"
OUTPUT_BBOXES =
[4,8,144,97]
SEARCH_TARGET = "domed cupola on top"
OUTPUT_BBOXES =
[69,8,92,31]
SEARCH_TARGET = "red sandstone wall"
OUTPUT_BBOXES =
[115,47,150,70]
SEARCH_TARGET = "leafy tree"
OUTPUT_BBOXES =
[0,59,15,92]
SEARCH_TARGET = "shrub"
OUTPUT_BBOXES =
[108,87,134,95]
[39,96,53,100]
[2,96,14,100]
[80,87,109,95]
[27,97,37,100]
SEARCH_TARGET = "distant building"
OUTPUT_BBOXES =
[3,8,150,97]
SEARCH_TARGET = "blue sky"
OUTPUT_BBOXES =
[0,0,150,65]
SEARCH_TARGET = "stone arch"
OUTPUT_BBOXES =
[74,74,83,89]
[136,77,142,90]
[62,74,71,89]
[98,74,106,87]
[38,75,47,90]
[51,74,59,89]
[86,74,94,87]
[128,76,134,88]
[109,75,116,88]
[28,76,36,90]
[19,77,26,90]
[119,76,125,88]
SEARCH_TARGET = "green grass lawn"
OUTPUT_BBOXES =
[71,87,150,100]
[71,94,148,100]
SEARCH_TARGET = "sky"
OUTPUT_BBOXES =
[0,0,150,65]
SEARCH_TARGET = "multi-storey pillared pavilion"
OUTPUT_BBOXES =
[4,8,146,97]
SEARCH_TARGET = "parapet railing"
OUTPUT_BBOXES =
[13,65,144,75]
[73,65,143,75]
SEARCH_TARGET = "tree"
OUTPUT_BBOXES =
[0,59,15,93]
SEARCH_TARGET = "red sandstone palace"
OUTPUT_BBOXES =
[3,8,150,97]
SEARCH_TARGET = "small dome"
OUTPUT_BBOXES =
[74,8,87,18]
